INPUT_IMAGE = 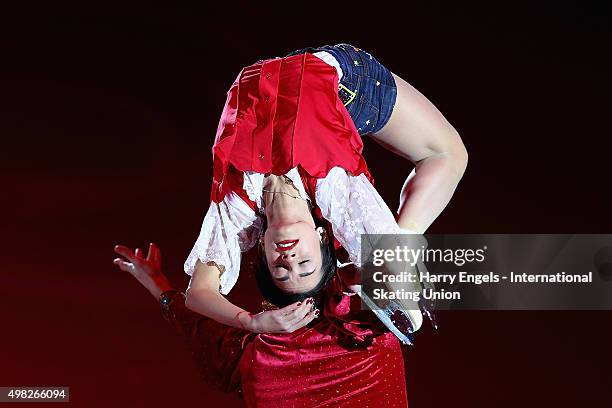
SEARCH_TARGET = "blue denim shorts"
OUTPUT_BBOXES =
[285,43,397,136]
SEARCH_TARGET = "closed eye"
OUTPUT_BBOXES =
[298,270,315,277]
[299,260,310,265]
[275,264,289,270]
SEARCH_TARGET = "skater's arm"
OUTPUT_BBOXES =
[185,261,254,330]
[113,243,203,337]
[186,260,318,333]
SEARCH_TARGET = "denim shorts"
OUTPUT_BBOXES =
[285,43,397,136]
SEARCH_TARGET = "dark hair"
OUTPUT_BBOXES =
[254,216,337,309]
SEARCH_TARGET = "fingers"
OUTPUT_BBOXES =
[287,298,315,323]
[146,243,155,261]
[147,242,161,265]
[277,298,310,320]
[281,299,307,314]
[114,245,138,264]
[276,298,320,332]
[288,306,319,332]
[113,258,135,274]
[115,243,161,265]
[135,247,144,259]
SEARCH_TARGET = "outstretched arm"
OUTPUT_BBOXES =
[113,243,318,334]
[113,243,247,393]
[113,243,202,337]
[114,243,172,299]
[371,73,468,233]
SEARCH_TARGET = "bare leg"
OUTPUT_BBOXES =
[371,73,468,233]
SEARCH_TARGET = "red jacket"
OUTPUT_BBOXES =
[210,52,372,204]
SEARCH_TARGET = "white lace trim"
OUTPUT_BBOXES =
[243,172,264,213]
[183,191,262,295]
[316,167,404,267]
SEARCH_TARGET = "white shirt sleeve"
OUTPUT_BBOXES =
[183,192,262,295]
[316,167,404,267]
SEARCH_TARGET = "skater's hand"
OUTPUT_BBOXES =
[113,242,172,298]
[247,298,319,334]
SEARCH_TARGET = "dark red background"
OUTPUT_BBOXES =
[3,1,611,407]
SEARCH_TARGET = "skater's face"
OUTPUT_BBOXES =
[262,222,325,293]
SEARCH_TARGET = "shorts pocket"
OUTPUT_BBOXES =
[353,94,380,135]
[339,74,361,117]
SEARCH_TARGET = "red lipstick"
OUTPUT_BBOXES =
[275,239,299,251]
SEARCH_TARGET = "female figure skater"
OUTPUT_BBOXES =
[114,43,467,407]
[181,44,466,334]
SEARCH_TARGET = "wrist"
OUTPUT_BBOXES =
[147,275,173,299]
[236,310,256,332]
[159,290,185,321]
